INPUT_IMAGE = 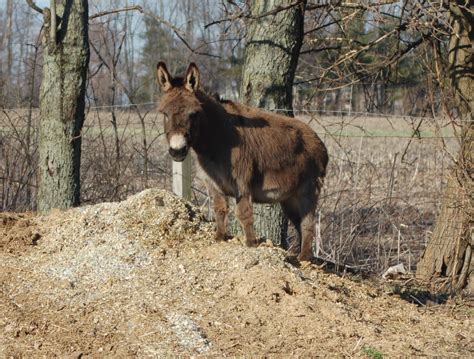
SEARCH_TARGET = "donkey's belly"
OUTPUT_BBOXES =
[251,171,299,203]
[205,173,237,197]
[197,156,238,197]
[251,188,292,204]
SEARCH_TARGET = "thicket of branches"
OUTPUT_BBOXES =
[0,1,470,280]
[0,0,456,115]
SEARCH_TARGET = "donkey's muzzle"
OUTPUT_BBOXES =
[169,146,188,162]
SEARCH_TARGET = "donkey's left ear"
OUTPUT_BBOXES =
[185,63,200,92]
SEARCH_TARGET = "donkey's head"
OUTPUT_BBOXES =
[156,62,202,162]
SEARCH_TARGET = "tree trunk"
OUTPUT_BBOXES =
[231,0,305,246]
[37,0,90,212]
[0,0,13,106]
[416,1,473,294]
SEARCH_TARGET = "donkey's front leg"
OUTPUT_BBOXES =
[213,191,228,241]
[299,212,315,262]
[235,196,257,247]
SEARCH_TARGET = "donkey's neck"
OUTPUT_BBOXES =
[192,92,234,158]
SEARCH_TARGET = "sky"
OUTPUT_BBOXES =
[0,0,49,6]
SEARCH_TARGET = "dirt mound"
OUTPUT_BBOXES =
[0,189,472,357]
[0,212,40,253]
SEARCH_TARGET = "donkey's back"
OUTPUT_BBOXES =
[221,100,328,204]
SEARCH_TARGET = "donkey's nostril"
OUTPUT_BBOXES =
[169,146,188,160]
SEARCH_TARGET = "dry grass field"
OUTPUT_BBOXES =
[0,107,459,273]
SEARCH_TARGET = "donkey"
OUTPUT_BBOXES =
[156,62,328,261]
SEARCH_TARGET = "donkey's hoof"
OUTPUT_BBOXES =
[245,239,258,248]
[214,232,226,242]
[297,253,314,263]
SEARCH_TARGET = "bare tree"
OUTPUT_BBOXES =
[0,0,14,106]
[27,0,90,212]
[417,1,473,294]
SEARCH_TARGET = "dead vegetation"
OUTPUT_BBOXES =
[0,189,472,356]
[0,108,458,274]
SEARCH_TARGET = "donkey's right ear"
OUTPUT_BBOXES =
[156,62,173,92]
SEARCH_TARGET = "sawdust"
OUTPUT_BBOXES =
[0,189,472,357]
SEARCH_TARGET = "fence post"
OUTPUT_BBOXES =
[172,154,192,200]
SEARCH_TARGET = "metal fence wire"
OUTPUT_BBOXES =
[0,105,460,273]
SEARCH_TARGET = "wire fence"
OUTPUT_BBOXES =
[0,105,460,273]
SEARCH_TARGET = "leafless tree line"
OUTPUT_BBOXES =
[0,1,457,116]
[0,1,471,286]
[0,104,456,273]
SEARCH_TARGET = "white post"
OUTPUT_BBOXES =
[348,84,353,116]
[172,154,192,200]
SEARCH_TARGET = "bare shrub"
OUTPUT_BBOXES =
[0,105,457,273]
[0,109,39,211]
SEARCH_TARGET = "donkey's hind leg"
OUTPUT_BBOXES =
[297,179,323,262]
[235,195,257,247]
[213,190,228,241]
[298,207,315,262]
[296,193,318,262]
[281,199,302,253]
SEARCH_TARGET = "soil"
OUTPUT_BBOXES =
[0,189,472,357]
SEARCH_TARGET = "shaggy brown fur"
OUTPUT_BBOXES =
[157,62,328,261]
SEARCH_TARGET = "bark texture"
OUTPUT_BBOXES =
[233,0,305,245]
[0,0,13,106]
[37,1,90,212]
[416,1,473,293]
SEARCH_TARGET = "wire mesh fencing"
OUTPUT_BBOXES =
[0,104,459,273]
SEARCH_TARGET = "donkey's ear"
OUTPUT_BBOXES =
[156,62,173,92]
[184,63,200,92]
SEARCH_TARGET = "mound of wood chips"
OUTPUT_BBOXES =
[0,189,472,357]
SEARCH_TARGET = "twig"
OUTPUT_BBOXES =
[205,9,245,29]
[89,5,219,58]
[409,294,426,307]
[205,0,304,29]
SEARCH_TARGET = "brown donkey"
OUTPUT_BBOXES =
[156,62,328,261]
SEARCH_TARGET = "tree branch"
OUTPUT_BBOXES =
[50,0,56,44]
[90,4,219,58]
[89,5,144,20]
[25,0,43,15]
[252,0,305,20]
[327,1,399,10]
[204,11,244,29]
[300,45,341,55]
[305,9,362,35]
[205,0,305,29]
